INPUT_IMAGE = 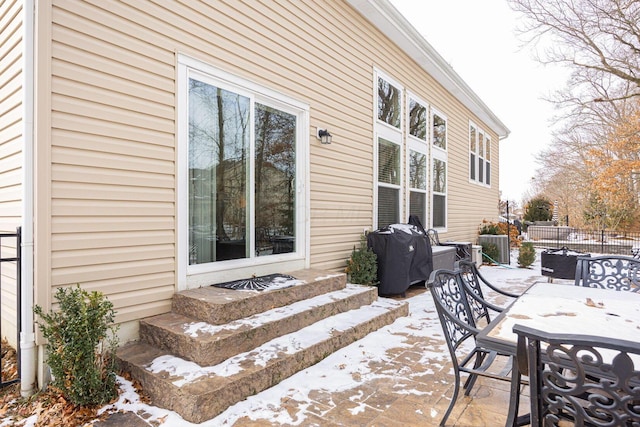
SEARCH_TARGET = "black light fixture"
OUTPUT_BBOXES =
[316,128,332,144]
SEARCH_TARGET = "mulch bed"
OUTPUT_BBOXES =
[0,339,143,426]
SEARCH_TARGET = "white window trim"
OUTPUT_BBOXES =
[373,69,404,230]
[468,120,491,188]
[406,92,429,224]
[177,54,310,290]
[431,108,448,231]
[406,91,429,144]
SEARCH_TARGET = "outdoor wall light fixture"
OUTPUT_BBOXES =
[316,128,332,144]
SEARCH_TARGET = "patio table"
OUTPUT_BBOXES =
[476,282,640,426]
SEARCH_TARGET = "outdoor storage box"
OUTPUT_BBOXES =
[541,247,590,280]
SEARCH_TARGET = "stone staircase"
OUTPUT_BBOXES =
[116,268,409,423]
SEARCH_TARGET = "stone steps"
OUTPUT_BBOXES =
[171,269,346,325]
[117,270,408,423]
[140,284,379,366]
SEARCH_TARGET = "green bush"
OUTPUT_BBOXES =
[34,285,119,406]
[345,234,378,286]
[481,242,500,264]
[517,242,536,268]
[478,220,501,235]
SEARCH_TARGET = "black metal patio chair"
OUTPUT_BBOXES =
[514,324,640,426]
[574,255,640,292]
[456,260,521,323]
[426,228,472,261]
[427,269,525,426]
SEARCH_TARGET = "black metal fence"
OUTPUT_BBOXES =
[525,225,640,256]
[1,227,21,389]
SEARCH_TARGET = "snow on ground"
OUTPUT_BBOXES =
[94,249,549,426]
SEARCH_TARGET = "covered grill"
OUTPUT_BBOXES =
[367,223,433,296]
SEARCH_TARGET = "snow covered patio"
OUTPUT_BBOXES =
[88,251,555,427]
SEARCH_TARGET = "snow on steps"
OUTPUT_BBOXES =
[116,271,408,423]
[139,284,380,366]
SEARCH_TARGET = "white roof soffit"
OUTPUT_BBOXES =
[347,0,510,138]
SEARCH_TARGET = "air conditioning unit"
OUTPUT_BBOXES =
[477,235,510,264]
[471,245,482,267]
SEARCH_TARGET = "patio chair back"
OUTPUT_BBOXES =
[455,260,505,325]
[428,269,523,426]
[574,255,640,292]
[426,228,441,247]
[514,324,640,426]
[458,260,521,297]
[428,269,478,354]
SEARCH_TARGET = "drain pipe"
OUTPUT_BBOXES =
[20,0,37,397]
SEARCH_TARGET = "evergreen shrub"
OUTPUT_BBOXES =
[517,242,536,268]
[345,234,378,286]
[481,242,500,264]
[34,285,119,406]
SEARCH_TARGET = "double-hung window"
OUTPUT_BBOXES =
[432,110,447,229]
[407,95,428,225]
[469,122,491,186]
[178,56,308,285]
[375,73,403,228]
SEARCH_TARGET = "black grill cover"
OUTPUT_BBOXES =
[367,223,433,296]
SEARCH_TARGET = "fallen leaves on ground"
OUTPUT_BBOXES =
[0,341,147,426]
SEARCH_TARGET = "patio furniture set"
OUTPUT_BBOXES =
[428,255,640,426]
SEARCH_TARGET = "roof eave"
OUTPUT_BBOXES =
[347,0,510,138]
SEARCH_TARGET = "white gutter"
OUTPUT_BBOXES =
[20,0,36,397]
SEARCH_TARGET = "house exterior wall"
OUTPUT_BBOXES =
[0,0,24,348]
[33,0,504,341]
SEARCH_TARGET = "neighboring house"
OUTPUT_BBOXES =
[0,0,509,394]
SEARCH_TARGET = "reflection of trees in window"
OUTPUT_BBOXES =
[409,99,426,139]
[433,114,446,149]
[378,138,400,185]
[485,138,491,161]
[469,125,477,181]
[409,151,426,189]
[433,159,446,193]
[188,78,249,263]
[255,104,296,253]
[377,77,401,128]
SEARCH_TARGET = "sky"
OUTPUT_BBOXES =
[389,0,568,203]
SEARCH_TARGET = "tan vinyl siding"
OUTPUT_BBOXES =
[45,0,502,325]
[50,0,176,322]
[0,0,23,347]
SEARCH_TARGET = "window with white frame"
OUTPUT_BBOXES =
[408,96,428,225]
[432,158,447,228]
[431,110,447,229]
[376,73,403,228]
[180,58,307,271]
[469,122,491,186]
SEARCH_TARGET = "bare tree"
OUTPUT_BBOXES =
[509,0,640,104]
[511,0,640,228]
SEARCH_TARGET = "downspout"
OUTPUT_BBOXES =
[20,0,36,397]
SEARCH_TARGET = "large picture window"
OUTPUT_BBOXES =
[181,58,307,275]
